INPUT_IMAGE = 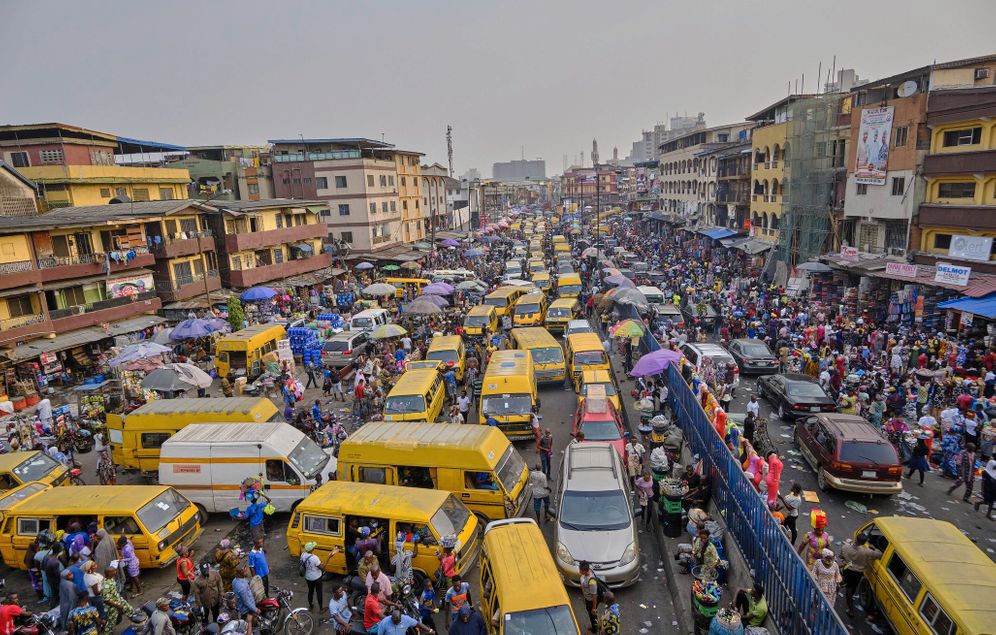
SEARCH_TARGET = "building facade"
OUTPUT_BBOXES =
[492,159,546,181]
[166,145,273,201]
[713,143,752,230]
[0,161,39,217]
[421,163,450,236]
[0,123,190,209]
[395,151,424,244]
[200,199,330,288]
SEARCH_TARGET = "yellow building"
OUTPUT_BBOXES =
[745,96,810,241]
[0,123,190,209]
[395,150,425,243]
[916,87,996,272]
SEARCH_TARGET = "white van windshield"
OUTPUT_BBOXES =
[288,437,329,480]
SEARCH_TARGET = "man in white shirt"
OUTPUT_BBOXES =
[401,336,412,353]
[746,395,760,419]
[940,406,962,428]
[457,390,471,419]
[917,413,938,430]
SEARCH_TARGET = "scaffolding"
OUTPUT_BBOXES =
[777,94,842,267]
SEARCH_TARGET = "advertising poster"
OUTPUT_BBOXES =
[636,167,648,194]
[949,235,993,262]
[854,106,894,185]
[934,262,971,287]
[109,273,154,298]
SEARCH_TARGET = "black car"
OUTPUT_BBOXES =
[728,338,779,375]
[758,373,837,420]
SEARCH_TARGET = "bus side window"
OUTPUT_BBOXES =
[266,460,300,485]
[358,467,386,484]
[104,516,140,535]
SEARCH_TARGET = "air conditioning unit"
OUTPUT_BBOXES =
[888,247,906,257]
[976,68,991,80]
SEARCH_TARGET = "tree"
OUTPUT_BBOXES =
[227,296,245,333]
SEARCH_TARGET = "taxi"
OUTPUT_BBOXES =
[577,369,621,412]
[572,387,626,466]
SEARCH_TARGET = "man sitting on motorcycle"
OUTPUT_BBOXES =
[373,608,435,634]
[363,582,399,632]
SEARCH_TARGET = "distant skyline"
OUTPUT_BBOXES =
[2,0,995,177]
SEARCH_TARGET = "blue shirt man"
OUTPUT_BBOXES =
[248,545,269,578]
[232,575,257,617]
[311,401,323,423]
[375,612,421,634]
[246,501,266,529]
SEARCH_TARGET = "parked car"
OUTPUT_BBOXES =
[554,442,640,588]
[794,413,903,495]
[758,373,836,420]
[679,302,720,330]
[565,320,595,338]
[572,391,626,465]
[654,303,685,329]
[679,342,739,393]
[727,338,779,375]
[322,331,372,367]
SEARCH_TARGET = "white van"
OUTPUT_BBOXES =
[349,308,389,332]
[637,285,666,310]
[429,269,478,283]
[158,422,334,515]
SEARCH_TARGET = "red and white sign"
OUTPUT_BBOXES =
[885,262,918,278]
[840,246,859,260]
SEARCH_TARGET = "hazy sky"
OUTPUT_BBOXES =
[3,0,995,177]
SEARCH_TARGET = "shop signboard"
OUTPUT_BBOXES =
[854,106,894,185]
[934,262,971,286]
[961,312,974,328]
[885,262,918,278]
[840,246,859,261]
[948,235,993,262]
[108,273,154,299]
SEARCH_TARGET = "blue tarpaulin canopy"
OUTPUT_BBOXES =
[698,227,737,240]
[938,294,996,319]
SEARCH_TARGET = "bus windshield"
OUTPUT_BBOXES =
[137,488,189,533]
[530,347,564,365]
[384,394,426,414]
[481,394,533,416]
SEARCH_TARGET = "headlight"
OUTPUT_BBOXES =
[619,542,638,566]
[555,542,574,565]
[158,540,167,551]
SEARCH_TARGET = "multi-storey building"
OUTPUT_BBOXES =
[199,199,330,288]
[713,142,752,230]
[0,123,189,208]
[915,85,996,273]
[166,145,273,201]
[0,161,39,217]
[268,138,413,254]
[559,166,622,214]
[395,151,424,244]
[658,122,753,221]
[421,163,450,236]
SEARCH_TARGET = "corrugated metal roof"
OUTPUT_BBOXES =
[0,200,198,232]
[938,294,996,319]
[1,314,165,362]
[127,396,271,417]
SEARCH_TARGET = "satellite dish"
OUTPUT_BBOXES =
[897,80,918,98]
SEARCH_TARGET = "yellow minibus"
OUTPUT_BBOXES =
[463,305,499,338]
[558,273,582,299]
[215,324,286,379]
[483,286,527,318]
[480,350,537,441]
[512,293,548,327]
[545,298,580,333]
[0,452,70,493]
[383,369,446,422]
[565,333,611,390]
[510,327,566,384]
[426,335,466,381]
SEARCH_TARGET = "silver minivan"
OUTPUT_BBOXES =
[554,443,640,588]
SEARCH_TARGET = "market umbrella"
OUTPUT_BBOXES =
[205,318,230,333]
[372,324,408,340]
[416,294,449,307]
[569,228,581,235]
[464,248,484,258]
[165,362,213,389]
[441,239,460,247]
[239,286,277,301]
[581,247,600,258]
[604,275,635,288]
[400,261,421,270]
[422,282,455,295]
[481,235,500,243]
[140,363,212,393]
[381,264,401,271]
[108,342,172,367]
[612,288,649,308]
[456,280,487,291]
[629,349,682,377]
[362,283,398,297]
[150,329,173,345]
[354,262,374,270]
[403,300,443,315]
[169,318,215,341]
[797,261,832,273]
[610,319,646,338]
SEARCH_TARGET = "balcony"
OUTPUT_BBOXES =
[0,314,54,347]
[148,230,215,259]
[0,260,41,291]
[154,270,222,302]
[923,149,996,176]
[227,252,332,288]
[49,291,161,333]
[918,204,996,231]
[222,222,327,253]
[37,247,155,283]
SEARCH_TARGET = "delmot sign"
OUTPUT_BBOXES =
[885,262,918,278]
[934,262,971,286]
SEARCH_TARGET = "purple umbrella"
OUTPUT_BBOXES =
[422,281,455,295]
[441,239,461,247]
[629,349,682,377]
[355,262,374,270]
[169,318,215,341]
[416,294,449,307]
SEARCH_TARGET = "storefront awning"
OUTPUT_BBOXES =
[1,315,166,363]
[938,294,996,319]
[698,227,738,240]
[737,239,776,255]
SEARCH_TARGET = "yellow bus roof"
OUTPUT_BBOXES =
[467,305,496,317]
[0,451,51,471]
[388,369,440,395]
[510,327,559,348]
[872,517,996,630]
[549,298,579,309]
[428,335,463,351]
[582,369,613,383]
[122,396,276,418]
[516,293,545,305]
[567,332,604,351]
[296,481,452,519]
[5,485,179,515]
[558,273,581,285]
[485,350,532,376]
[483,520,575,613]
[486,286,524,299]
[218,324,285,341]
[531,272,551,281]
[339,423,510,470]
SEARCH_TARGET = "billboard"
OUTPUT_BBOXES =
[636,167,648,194]
[949,235,993,262]
[854,106,894,185]
[109,273,154,298]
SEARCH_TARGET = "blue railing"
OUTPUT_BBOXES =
[666,362,848,635]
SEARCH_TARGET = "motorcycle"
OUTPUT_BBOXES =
[132,592,200,635]
[13,610,59,635]
[256,587,314,635]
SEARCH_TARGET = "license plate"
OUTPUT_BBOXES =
[810,406,820,412]
[862,470,877,478]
